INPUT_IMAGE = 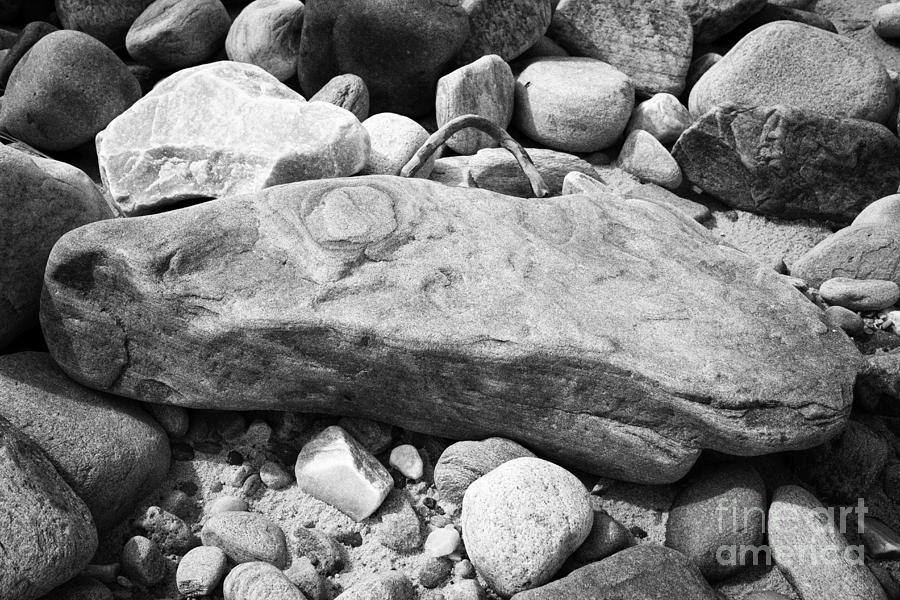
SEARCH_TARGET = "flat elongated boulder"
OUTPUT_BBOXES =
[0,352,170,531]
[40,176,859,484]
[672,105,900,223]
[97,61,369,216]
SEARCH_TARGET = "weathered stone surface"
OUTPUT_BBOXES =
[768,485,888,600]
[298,0,469,117]
[435,437,535,506]
[510,545,719,600]
[437,55,515,155]
[41,176,859,484]
[177,546,228,597]
[360,113,432,177]
[96,61,369,216]
[462,457,592,596]
[223,562,305,600]
[295,425,393,521]
[430,147,598,197]
[0,352,170,531]
[791,224,900,288]
[549,0,693,95]
[514,57,634,152]
[226,0,304,81]
[456,0,551,63]
[0,21,57,89]
[683,0,767,43]
[819,277,900,311]
[0,30,141,152]
[689,22,895,123]
[310,74,370,122]
[626,93,693,147]
[0,415,98,600]
[56,0,155,48]
[126,0,231,70]
[665,463,766,581]
[672,105,900,223]
[0,147,111,348]
[200,511,290,567]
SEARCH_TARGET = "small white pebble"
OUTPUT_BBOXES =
[260,461,293,490]
[424,525,460,557]
[389,444,424,480]
[207,495,249,514]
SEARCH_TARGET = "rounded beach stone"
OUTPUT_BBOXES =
[875,3,900,39]
[284,556,328,600]
[0,415,98,600]
[768,485,888,600]
[419,556,453,588]
[208,495,250,514]
[121,536,166,586]
[177,546,228,597]
[309,74,370,121]
[361,113,432,177]
[424,526,461,557]
[201,511,290,568]
[56,0,154,48]
[126,0,232,70]
[145,404,190,438]
[626,93,693,146]
[434,437,535,506]
[664,463,766,581]
[823,305,865,337]
[298,0,469,117]
[224,562,306,600]
[461,457,593,596]
[0,21,57,89]
[389,445,424,480]
[0,30,141,151]
[436,54,515,155]
[456,0,552,63]
[689,22,895,123]
[853,194,900,226]
[682,0,766,44]
[572,508,634,563]
[260,461,293,489]
[226,0,304,81]
[514,57,634,152]
[0,352,171,531]
[819,277,900,311]
[616,129,683,190]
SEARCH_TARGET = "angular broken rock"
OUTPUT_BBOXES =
[96,61,369,216]
[41,175,859,484]
[294,426,393,520]
[549,0,692,95]
[672,105,900,223]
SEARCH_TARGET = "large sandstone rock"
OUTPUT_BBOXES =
[0,146,112,349]
[510,545,719,600]
[297,0,469,117]
[0,352,170,531]
[548,0,692,95]
[672,105,900,223]
[96,61,369,216]
[689,21,895,123]
[0,415,98,600]
[40,176,859,484]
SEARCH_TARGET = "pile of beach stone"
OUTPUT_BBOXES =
[9,0,900,599]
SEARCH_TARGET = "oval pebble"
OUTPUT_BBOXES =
[424,526,460,557]
[389,445,424,480]
[819,277,900,311]
[260,461,293,489]
[201,511,290,568]
[225,0,304,82]
[823,305,865,337]
[224,561,305,600]
[126,0,231,70]
[875,3,900,39]
[208,495,249,514]
[177,546,228,597]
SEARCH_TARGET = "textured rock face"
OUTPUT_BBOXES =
[96,61,369,216]
[56,0,155,48]
[0,146,112,349]
[0,352,170,531]
[672,105,900,223]
[298,0,469,117]
[0,30,141,152]
[456,0,551,63]
[549,0,693,95]
[225,0,304,81]
[689,22,895,123]
[683,0,767,43]
[0,415,98,600]
[41,176,859,484]
[510,545,719,600]
[792,225,900,289]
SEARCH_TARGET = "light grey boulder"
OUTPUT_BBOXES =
[226,0,304,81]
[96,61,369,216]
